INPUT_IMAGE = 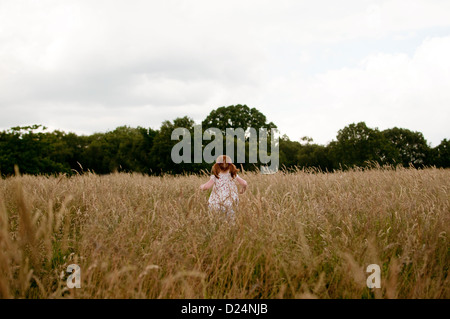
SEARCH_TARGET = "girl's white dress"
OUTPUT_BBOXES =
[208,172,239,217]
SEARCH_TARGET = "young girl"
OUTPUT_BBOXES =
[199,155,248,218]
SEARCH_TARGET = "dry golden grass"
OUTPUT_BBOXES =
[0,165,449,299]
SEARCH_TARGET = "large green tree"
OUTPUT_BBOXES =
[0,125,70,175]
[381,127,430,166]
[202,104,276,133]
[279,135,302,169]
[279,135,332,171]
[150,116,203,174]
[80,126,157,174]
[202,105,278,170]
[432,139,450,168]
[328,122,389,168]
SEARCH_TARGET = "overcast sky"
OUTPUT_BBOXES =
[1,0,450,146]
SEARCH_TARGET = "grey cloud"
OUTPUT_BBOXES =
[1,44,264,109]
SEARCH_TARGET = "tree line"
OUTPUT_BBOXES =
[0,105,449,176]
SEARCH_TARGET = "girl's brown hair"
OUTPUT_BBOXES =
[212,155,238,179]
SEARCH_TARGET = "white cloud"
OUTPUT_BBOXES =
[0,0,449,146]
[265,36,450,146]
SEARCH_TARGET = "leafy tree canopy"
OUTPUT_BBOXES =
[202,104,277,134]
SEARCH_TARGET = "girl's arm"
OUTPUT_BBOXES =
[236,175,248,194]
[200,177,215,190]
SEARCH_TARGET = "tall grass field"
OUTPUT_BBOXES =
[0,166,448,299]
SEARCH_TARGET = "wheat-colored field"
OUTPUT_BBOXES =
[0,166,448,299]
